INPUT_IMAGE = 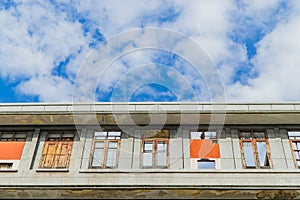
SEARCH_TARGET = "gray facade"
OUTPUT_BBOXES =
[1,102,300,199]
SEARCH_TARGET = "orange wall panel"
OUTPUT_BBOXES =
[190,140,220,158]
[0,142,25,160]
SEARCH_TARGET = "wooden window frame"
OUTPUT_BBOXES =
[89,131,121,169]
[39,131,75,169]
[239,130,272,169]
[190,130,218,140]
[141,138,169,169]
[287,130,300,169]
[0,131,28,141]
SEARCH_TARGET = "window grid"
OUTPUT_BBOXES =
[287,131,300,168]
[239,130,272,169]
[90,131,121,169]
[190,130,218,140]
[0,131,28,141]
[141,139,169,169]
[39,131,75,169]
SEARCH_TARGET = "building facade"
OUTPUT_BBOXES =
[0,102,300,199]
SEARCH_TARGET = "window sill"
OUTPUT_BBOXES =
[36,168,69,172]
[0,169,18,172]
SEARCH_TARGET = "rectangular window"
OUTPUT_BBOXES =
[190,130,220,159]
[287,131,300,168]
[0,132,27,161]
[90,131,121,169]
[141,130,169,168]
[239,130,271,169]
[39,131,74,169]
[197,159,215,169]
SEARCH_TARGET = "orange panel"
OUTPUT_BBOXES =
[0,142,25,160]
[190,140,220,158]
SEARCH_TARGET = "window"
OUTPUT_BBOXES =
[190,130,220,169]
[287,131,300,168]
[239,130,271,169]
[141,130,169,168]
[39,131,74,169]
[0,132,27,169]
[90,131,121,168]
[0,163,13,169]
[197,159,215,169]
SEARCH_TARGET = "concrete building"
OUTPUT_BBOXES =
[1,102,300,199]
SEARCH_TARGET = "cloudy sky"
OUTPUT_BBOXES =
[0,0,299,103]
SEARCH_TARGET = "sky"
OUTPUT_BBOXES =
[0,0,300,103]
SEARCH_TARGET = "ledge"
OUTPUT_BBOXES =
[0,169,18,172]
[36,168,69,172]
[79,169,300,173]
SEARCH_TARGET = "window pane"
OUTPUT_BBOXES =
[92,149,103,167]
[204,132,217,139]
[108,131,121,139]
[144,142,153,151]
[94,132,107,139]
[243,142,256,167]
[297,143,300,150]
[191,132,202,139]
[94,141,104,148]
[106,149,117,167]
[197,160,215,169]
[254,132,266,139]
[157,152,167,167]
[288,131,300,137]
[108,141,118,148]
[143,153,152,167]
[295,152,300,160]
[240,132,251,139]
[257,142,269,167]
[157,142,166,152]
[297,161,300,167]
[293,142,298,150]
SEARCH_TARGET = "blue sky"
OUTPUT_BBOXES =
[0,0,300,103]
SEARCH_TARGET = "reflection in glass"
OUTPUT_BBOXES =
[143,153,152,167]
[157,142,167,166]
[92,149,102,167]
[243,142,255,167]
[197,160,215,169]
[106,148,117,167]
[257,142,269,167]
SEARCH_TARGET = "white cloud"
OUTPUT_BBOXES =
[17,75,73,102]
[227,2,300,101]
[1,0,299,103]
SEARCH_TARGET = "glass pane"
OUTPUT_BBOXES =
[94,132,107,139]
[288,131,300,137]
[108,131,121,139]
[143,153,152,167]
[197,160,215,169]
[204,132,217,139]
[295,152,300,160]
[254,132,266,139]
[94,141,104,148]
[157,142,166,152]
[240,132,251,139]
[106,149,117,167]
[157,152,167,167]
[297,161,300,167]
[108,141,118,148]
[293,142,298,150]
[257,142,269,167]
[144,142,153,151]
[243,142,256,167]
[190,132,201,139]
[92,149,103,167]
[297,143,300,150]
